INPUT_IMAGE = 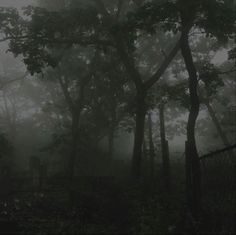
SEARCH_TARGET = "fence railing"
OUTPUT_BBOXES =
[199,144,236,234]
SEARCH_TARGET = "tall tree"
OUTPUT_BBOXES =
[45,47,97,179]
[92,0,181,179]
[147,111,155,179]
[133,0,235,219]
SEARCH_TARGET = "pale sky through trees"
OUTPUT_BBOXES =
[212,49,228,65]
[0,0,34,8]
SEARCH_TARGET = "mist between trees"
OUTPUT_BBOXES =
[0,0,235,234]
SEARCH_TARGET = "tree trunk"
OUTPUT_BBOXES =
[108,127,115,160]
[148,111,155,179]
[68,113,80,180]
[57,75,84,180]
[67,113,80,206]
[108,106,116,160]
[159,103,170,191]
[204,99,231,147]
[132,89,147,180]
[142,137,148,179]
[181,32,201,219]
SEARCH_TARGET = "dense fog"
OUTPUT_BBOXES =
[0,0,235,234]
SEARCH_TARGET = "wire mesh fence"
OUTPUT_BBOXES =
[200,144,236,234]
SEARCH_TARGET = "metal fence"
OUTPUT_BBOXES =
[200,144,236,234]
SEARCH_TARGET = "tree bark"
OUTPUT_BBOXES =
[108,126,115,163]
[108,105,117,160]
[68,112,80,180]
[67,111,81,206]
[148,111,155,179]
[181,31,201,219]
[159,103,170,191]
[142,136,148,178]
[132,89,147,179]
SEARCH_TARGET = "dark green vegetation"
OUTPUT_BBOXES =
[0,0,235,234]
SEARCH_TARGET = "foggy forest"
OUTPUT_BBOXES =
[0,0,235,234]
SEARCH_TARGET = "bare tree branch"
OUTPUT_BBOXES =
[144,39,181,90]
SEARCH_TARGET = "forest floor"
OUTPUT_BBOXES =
[0,164,186,235]
[0,162,234,234]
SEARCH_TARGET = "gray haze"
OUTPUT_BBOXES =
[0,0,35,8]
